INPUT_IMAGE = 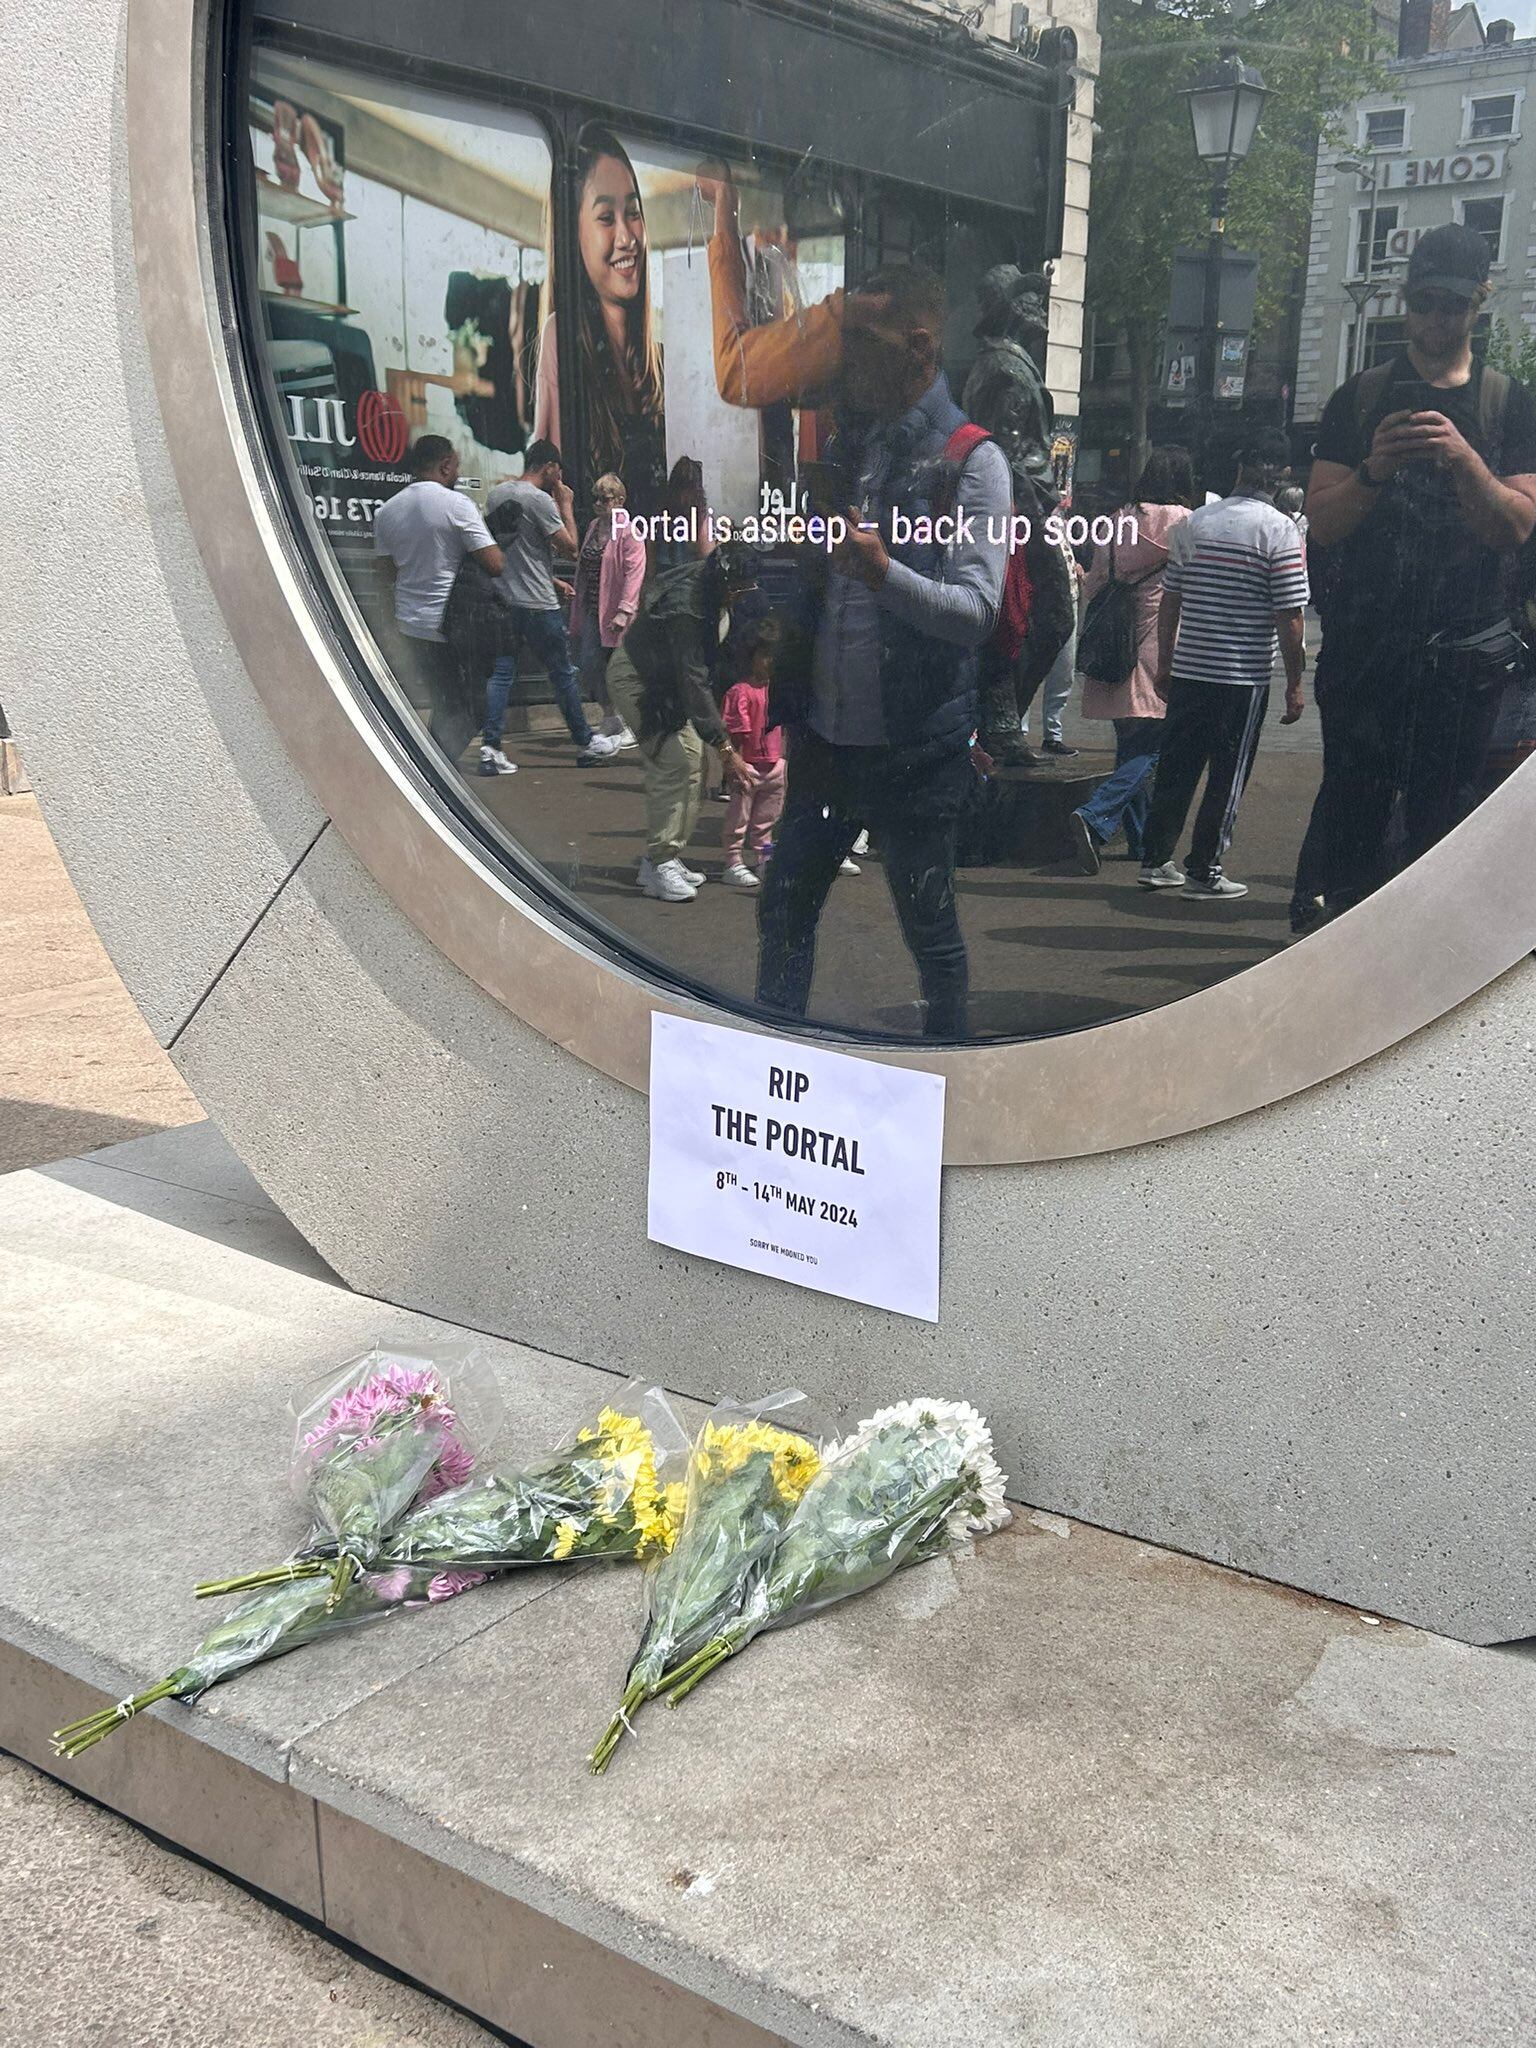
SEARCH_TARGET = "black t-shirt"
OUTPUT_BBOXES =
[1314,352,1536,639]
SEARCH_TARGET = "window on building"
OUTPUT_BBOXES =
[1346,313,1407,370]
[1087,316,1120,384]
[1354,203,1400,275]
[1363,108,1406,150]
[1469,94,1517,139]
[1459,195,1506,264]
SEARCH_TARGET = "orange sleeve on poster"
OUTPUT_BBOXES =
[708,232,844,410]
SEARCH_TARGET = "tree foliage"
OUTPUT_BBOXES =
[1485,316,1536,392]
[1085,0,1390,461]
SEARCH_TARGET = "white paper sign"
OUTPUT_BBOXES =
[647,1013,946,1322]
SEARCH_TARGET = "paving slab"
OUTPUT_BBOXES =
[0,1753,502,2048]
[0,1139,671,1783]
[0,792,204,1172]
[293,1522,1536,2048]
[3,1124,1533,2047]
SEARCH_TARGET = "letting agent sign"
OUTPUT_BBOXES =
[647,1013,946,1322]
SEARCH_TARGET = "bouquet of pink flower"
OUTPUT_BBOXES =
[195,1342,501,1606]
[50,1562,491,1761]
[51,1373,689,1760]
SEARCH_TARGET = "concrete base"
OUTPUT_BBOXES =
[3,1124,1534,2048]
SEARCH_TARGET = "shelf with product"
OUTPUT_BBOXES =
[259,289,359,319]
[250,89,351,316]
[255,172,353,229]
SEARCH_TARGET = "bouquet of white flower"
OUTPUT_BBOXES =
[657,1399,1010,1709]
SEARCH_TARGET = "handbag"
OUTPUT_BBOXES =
[1077,538,1161,689]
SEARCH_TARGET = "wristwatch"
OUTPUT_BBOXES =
[1355,460,1385,490]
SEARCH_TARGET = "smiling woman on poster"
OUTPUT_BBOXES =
[533,123,667,517]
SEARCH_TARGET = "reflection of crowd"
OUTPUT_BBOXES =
[1072,223,1536,933]
[374,215,1536,1043]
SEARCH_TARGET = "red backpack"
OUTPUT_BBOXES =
[940,423,1033,662]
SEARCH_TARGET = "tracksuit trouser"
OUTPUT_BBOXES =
[1140,677,1270,882]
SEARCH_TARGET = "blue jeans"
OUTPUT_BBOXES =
[1023,620,1075,744]
[1075,716,1162,860]
[577,617,613,713]
[485,606,592,751]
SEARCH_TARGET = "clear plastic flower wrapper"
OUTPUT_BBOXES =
[382,1382,690,1570]
[589,1389,823,1773]
[52,1376,688,1759]
[196,1340,505,1605]
[51,1566,482,1761]
[656,1399,1010,1712]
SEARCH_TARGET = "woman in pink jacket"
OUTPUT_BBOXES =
[1069,447,1195,874]
[572,472,647,750]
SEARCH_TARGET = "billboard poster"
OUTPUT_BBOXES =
[247,59,846,552]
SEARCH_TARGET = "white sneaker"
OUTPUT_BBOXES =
[851,830,870,856]
[1138,862,1187,890]
[839,857,861,875]
[637,857,697,902]
[478,746,517,777]
[679,864,706,887]
[578,732,622,762]
[1184,873,1249,900]
[598,715,638,750]
[722,863,760,888]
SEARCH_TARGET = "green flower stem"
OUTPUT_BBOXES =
[51,1671,192,1759]
[194,1561,329,1599]
[655,1638,725,1693]
[326,1553,358,1611]
[588,1679,646,1775]
[663,1639,734,1706]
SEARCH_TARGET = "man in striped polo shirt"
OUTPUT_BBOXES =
[1137,430,1309,900]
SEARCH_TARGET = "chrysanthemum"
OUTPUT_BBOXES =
[834,1398,1010,1539]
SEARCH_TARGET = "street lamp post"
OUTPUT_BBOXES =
[1184,44,1269,486]
[1337,156,1396,374]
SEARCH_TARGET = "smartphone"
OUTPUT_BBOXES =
[800,459,851,517]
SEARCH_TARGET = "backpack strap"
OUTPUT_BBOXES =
[1478,365,1511,474]
[943,423,992,463]
[934,424,993,515]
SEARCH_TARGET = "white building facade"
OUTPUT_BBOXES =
[1296,20,1536,430]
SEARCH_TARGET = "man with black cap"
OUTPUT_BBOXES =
[1295,221,1536,930]
[962,264,1078,765]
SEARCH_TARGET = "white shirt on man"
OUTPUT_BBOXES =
[373,480,495,641]
[1163,491,1310,687]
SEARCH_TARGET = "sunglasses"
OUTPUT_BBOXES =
[1406,289,1474,316]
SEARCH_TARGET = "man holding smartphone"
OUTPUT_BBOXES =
[1296,223,1536,928]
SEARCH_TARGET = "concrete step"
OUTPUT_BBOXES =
[2,1124,1533,2048]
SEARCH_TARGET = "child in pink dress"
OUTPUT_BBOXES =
[719,624,786,888]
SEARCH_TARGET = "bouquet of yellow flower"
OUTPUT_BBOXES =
[589,1392,821,1773]
[381,1385,688,1571]
[52,1382,688,1760]
[658,1399,1010,1712]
